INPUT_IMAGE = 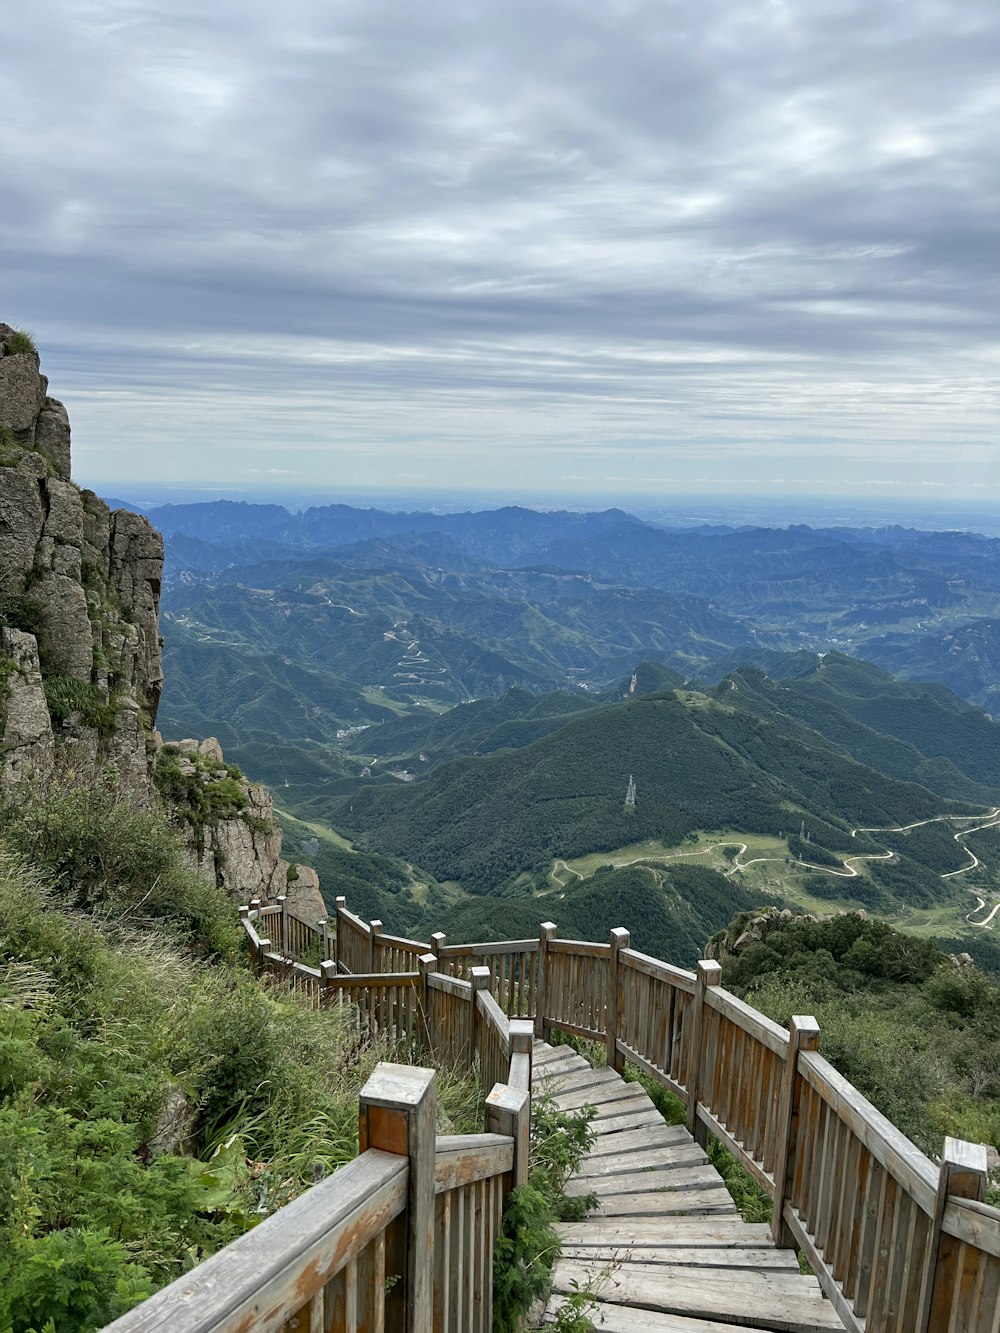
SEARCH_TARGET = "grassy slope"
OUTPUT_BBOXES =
[0,788,476,1333]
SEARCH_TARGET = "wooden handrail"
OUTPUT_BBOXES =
[232,895,1000,1333]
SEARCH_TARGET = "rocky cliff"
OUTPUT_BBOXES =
[0,323,162,798]
[0,324,323,922]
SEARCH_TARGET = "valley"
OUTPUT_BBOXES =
[134,496,1000,974]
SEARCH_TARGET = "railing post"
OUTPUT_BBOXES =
[276,893,287,954]
[359,1064,436,1333]
[320,959,337,1010]
[319,918,329,964]
[685,959,722,1146]
[430,931,447,974]
[771,1015,821,1246]
[918,1137,989,1333]
[334,897,346,973]
[508,1018,534,1093]
[606,927,630,1072]
[536,922,557,1041]
[486,1085,530,1190]
[369,919,382,974]
[418,953,437,1060]
[470,965,490,1069]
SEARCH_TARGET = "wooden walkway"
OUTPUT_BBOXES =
[533,1041,846,1333]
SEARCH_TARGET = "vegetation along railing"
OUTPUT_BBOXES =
[108,898,1000,1333]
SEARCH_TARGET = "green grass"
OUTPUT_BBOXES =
[0,785,482,1331]
[6,328,36,356]
[43,675,121,738]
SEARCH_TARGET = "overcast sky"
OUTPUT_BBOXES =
[2,0,998,501]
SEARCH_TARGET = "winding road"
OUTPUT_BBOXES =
[549,806,1000,927]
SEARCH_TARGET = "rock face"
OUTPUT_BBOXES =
[0,324,163,800]
[0,324,315,913]
[0,628,54,786]
[157,737,326,922]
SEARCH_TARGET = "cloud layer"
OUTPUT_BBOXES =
[2,0,998,494]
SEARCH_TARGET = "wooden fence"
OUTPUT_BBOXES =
[102,1063,529,1333]
[315,902,1000,1333]
[108,896,1000,1333]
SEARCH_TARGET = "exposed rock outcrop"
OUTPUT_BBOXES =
[1,324,317,914]
[0,323,163,800]
[156,737,325,923]
[0,628,54,786]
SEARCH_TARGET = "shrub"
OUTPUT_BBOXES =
[0,782,241,959]
[0,595,44,639]
[43,676,120,738]
[6,329,36,356]
[155,748,248,829]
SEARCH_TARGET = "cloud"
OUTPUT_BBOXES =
[1,0,997,495]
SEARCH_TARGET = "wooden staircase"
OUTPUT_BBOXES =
[533,1041,845,1333]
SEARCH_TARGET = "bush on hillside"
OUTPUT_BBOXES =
[0,781,241,960]
[0,843,481,1330]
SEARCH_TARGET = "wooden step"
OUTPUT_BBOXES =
[549,1259,844,1333]
[557,1243,800,1270]
[550,1081,649,1112]
[544,1297,822,1333]
[581,1123,691,1156]
[537,1066,624,1095]
[556,1218,776,1247]
[577,1144,708,1177]
[588,1187,736,1218]
[565,1164,722,1197]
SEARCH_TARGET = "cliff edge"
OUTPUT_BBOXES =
[0,324,322,920]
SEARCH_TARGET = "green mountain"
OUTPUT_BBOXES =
[441,862,761,967]
[342,685,605,771]
[336,679,984,900]
[865,617,1000,719]
[709,653,1000,802]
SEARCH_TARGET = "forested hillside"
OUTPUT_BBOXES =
[715,912,1000,1182]
[337,681,977,898]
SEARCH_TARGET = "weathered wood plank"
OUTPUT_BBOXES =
[588,1187,735,1218]
[433,1138,513,1194]
[100,1152,407,1332]
[555,1218,775,1246]
[577,1144,708,1177]
[551,1081,648,1112]
[325,972,419,988]
[557,1258,818,1294]
[619,948,696,991]
[589,1108,666,1135]
[580,1123,692,1157]
[539,1066,622,1095]
[564,1165,724,1198]
[942,1197,1000,1260]
[547,1017,604,1042]
[439,938,538,957]
[705,986,789,1056]
[798,1049,937,1215]
[549,938,611,959]
[557,1244,801,1270]
[549,1260,844,1332]
[543,1299,803,1332]
[426,971,473,999]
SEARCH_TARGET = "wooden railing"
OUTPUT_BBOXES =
[316,902,1000,1333]
[102,1063,527,1333]
[111,896,1000,1332]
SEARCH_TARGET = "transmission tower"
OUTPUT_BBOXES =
[625,774,637,807]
